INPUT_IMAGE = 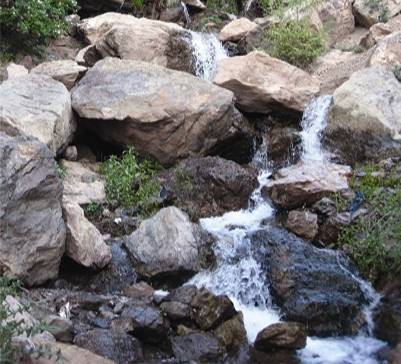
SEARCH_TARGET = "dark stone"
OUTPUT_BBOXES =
[248,227,367,336]
[74,328,143,364]
[214,313,247,353]
[121,303,169,343]
[160,301,191,321]
[254,322,307,352]
[171,332,223,362]
[266,126,301,168]
[374,283,401,347]
[159,156,258,219]
[190,288,237,330]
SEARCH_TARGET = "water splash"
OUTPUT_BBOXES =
[189,139,280,342]
[189,31,227,81]
[300,95,332,162]
[181,1,191,24]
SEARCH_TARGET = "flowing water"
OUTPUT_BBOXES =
[189,31,227,81]
[189,96,387,363]
[181,1,191,24]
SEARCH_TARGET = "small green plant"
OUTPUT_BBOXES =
[131,0,144,9]
[263,19,325,67]
[83,202,102,217]
[0,0,77,54]
[56,162,66,180]
[101,148,161,217]
[365,0,389,22]
[337,162,401,285]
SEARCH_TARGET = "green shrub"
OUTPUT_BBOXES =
[131,0,144,9]
[337,162,401,285]
[0,0,77,53]
[263,19,324,67]
[101,148,161,217]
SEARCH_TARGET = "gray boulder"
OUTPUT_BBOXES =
[72,57,244,166]
[0,74,75,155]
[0,130,65,286]
[325,66,401,164]
[124,207,213,284]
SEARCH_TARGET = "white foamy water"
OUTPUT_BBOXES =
[189,31,227,81]
[188,104,387,363]
[300,95,332,162]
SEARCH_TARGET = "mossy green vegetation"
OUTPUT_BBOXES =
[100,148,161,217]
[365,0,389,22]
[0,0,77,55]
[262,19,325,67]
[337,161,401,285]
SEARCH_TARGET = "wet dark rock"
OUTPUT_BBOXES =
[159,156,258,219]
[312,197,337,217]
[266,126,301,168]
[254,322,307,352]
[374,283,401,347]
[286,210,318,241]
[124,281,154,304]
[214,313,247,353]
[120,303,169,344]
[190,288,237,330]
[74,328,143,364]
[45,315,74,343]
[318,212,351,246]
[164,285,198,305]
[171,331,223,363]
[160,301,191,322]
[58,241,137,295]
[249,227,367,336]
[249,346,301,364]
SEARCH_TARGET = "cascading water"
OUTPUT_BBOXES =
[181,1,191,24]
[188,96,387,363]
[189,31,227,81]
[300,95,332,162]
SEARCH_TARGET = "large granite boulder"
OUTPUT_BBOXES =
[124,207,213,284]
[0,74,75,155]
[72,57,244,166]
[159,156,258,219]
[325,66,401,164]
[77,12,194,73]
[249,227,367,336]
[0,129,65,286]
[214,51,319,115]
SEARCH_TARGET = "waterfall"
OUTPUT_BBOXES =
[181,1,191,24]
[186,98,388,363]
[300,95,332,162]
[189,31,228,81]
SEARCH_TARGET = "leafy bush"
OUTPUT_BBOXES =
[337,162,401,285]
[0,0,77,53]
[101,148,161,217]
[263,19,324,67]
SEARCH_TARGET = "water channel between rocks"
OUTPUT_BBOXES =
[185,92,387,363]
